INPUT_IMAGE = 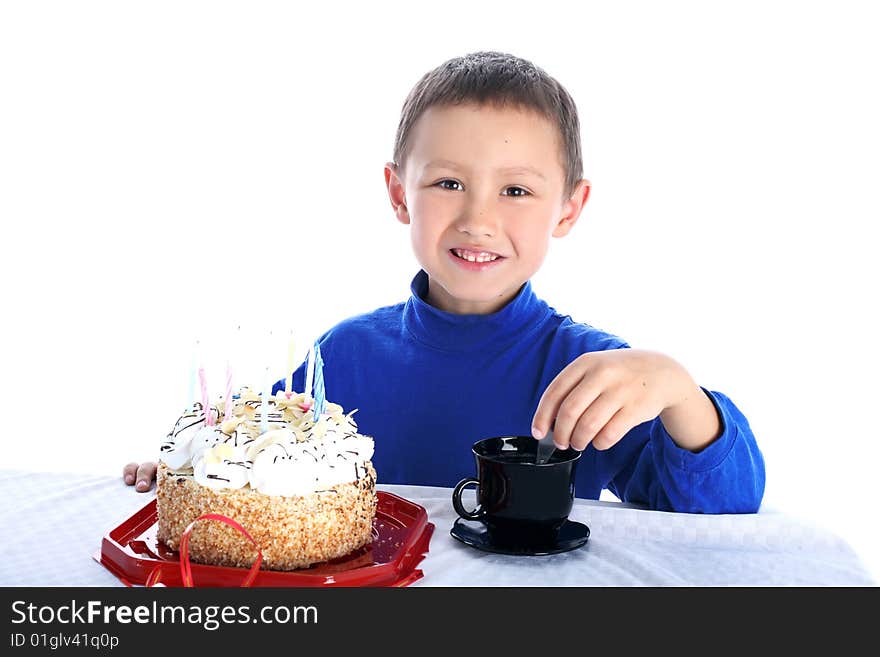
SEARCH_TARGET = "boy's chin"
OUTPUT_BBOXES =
[430,280,524,313]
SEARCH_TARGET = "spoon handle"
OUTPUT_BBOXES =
[536,430,556,464]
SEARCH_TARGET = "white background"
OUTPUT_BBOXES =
[2,1,878,581]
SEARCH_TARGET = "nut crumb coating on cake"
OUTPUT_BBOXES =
[156,462,378,571]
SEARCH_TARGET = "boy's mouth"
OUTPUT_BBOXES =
[450,248,503,263]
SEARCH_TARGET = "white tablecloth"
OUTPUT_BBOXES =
[0,469,874,586]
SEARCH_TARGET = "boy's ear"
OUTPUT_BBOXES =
[552,179,591,238]
[384,162,410,225]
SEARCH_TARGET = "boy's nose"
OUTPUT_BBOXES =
[455,208,498,238]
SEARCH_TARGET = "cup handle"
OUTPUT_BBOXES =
[452,477,485,520]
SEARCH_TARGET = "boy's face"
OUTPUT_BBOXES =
[385,103,590,314]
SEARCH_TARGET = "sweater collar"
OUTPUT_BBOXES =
[402,270,551,353]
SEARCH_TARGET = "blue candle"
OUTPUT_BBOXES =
[312,343,325,419]
[304,343,315,400]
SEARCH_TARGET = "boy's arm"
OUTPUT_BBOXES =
[532,348,765,513]
[658,383,722,452]
[608,389,766,513]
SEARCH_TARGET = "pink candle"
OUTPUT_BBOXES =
[199,366,213,427]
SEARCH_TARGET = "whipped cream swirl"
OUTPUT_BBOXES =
[159,389,375,496]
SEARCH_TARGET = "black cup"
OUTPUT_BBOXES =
[452,436,581,548]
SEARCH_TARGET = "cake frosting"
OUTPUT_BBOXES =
[159,388,375,497]
[156,386,379,571]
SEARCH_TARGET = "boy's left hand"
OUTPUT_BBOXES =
[532,349,720,452]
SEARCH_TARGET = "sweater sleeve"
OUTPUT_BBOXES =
[606,388,766,513]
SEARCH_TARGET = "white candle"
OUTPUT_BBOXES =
[186,339,199,413]
[261,364,271,434]
[285,331,295,394]
[223,359,233,421]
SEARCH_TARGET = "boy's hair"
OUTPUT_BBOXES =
[392,51,583,201]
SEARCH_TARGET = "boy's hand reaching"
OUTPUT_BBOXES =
[532,349,721,453]
[123,462,157,492]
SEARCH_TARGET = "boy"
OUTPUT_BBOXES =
[126,51,765,513]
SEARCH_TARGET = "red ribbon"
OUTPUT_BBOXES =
[144,567,164,587]
[118,513,263,587]
[178,513,263,587]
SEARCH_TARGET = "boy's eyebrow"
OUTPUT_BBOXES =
[424,159,547,181]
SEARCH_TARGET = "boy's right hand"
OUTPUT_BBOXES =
[123,462,157,492]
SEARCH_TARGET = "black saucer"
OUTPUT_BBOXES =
[450,518,590,556]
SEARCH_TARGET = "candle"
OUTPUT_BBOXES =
[260,364,271,434]
[304,343,316,400]
[285,331,295,395]
[312,343,325,418]
[186,339,199,414]
[199,365,212,427]
[223,359,233,421]
[232,324,241,392]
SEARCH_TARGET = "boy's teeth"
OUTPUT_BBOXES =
[453,249,500,263]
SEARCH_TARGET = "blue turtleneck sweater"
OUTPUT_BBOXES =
[274,271,765,513]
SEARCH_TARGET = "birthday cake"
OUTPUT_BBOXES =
[156,388,378,571]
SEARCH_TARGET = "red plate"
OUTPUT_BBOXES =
[95,491,434,587]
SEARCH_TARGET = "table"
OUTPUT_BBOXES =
[0,469,874,586]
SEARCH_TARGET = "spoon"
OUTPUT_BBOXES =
[535,429,556,465]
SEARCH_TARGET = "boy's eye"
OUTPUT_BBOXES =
[435,180,530,197]
[437,179,463,191]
